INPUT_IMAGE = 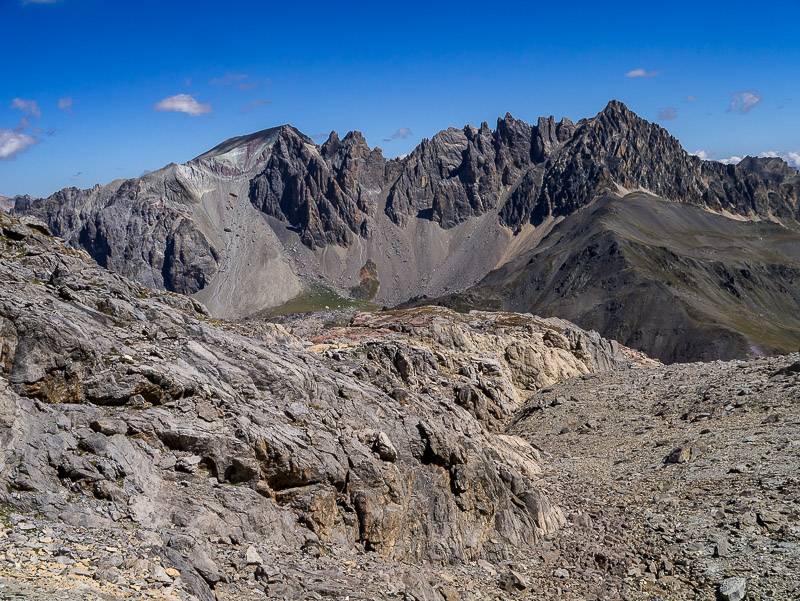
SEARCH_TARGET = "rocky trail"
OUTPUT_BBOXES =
[0,213,798,600]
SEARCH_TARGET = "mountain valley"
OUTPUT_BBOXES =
[10,101,800,363]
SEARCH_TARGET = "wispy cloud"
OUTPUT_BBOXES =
[154,94,211,116]
[57,97,73,111]
[657,107,677,121]
[728,90,761,114]
[625,68,659,78]
[11,98,41,119]
[383,127,413,142]
[209,72,265,91]
[690,150,708,160]
[686,95,697,102]
[242,98,272,113]
[0,130,37,160]
[210,73,248,86]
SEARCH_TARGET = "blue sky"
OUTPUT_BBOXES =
[1,0,799,197]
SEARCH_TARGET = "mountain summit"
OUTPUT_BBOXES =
[11,101,800,361]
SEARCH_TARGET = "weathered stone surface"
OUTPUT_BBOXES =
[0,212,648,599]
[718,576,747,601]
[510,350,800,601]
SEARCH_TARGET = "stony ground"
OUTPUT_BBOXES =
[0,214,798,600]
[509,355,800,600]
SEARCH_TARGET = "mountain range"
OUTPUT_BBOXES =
[10,100,800,362]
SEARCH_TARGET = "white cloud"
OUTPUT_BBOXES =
[383,127,413,142]
[11,98,41,118]
[154,94,211,116]
[728,90,762,114]
[758,150,800,170]
[690,150,709,160]
[57,97,73,111]
[625,68,659,78]
[0,129,37,159]
[700,150,799,169]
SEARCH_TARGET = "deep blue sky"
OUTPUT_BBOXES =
[2,0,799,197]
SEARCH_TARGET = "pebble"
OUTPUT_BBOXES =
[498,569,529,591]
[718,576,747,601]
[245,545,263,566]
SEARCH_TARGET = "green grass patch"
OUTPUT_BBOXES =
[259,283,379,318]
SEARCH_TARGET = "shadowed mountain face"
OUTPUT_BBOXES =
[416,193,800,363]
[10,101,800,361]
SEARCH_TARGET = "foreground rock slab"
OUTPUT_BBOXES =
[0,213,648,599]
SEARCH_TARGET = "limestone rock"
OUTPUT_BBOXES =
[718,576,747,601]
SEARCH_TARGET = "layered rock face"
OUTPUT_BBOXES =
[12,175,221,296]
[384,114,575,227]
[0,213,647,599]
[1,213,797,600]
[245,127,384,248]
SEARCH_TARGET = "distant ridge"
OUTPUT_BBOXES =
[12,100,800,361]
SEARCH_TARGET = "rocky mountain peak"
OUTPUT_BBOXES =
[12,101,800,326]
[598,98,636,119]
[737,155,799,178]
[320,130,341,154]
[191,124,313,176]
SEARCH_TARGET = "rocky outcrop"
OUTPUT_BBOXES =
[246,126,383,248]
[13,176,220,295]
[0,213,650,599]
[385,115,534,227]
[384,114,578,228]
